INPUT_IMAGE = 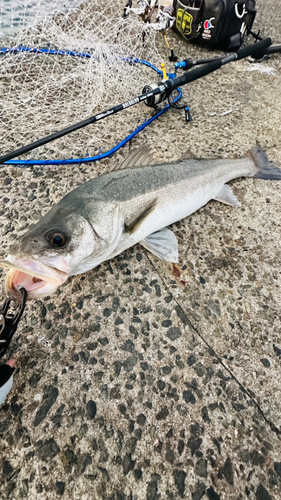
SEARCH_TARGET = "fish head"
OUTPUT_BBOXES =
[1,197,122,300]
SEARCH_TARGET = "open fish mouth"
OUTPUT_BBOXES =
[0,255,68,300]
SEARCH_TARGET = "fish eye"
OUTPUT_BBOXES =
[46,230,68,248]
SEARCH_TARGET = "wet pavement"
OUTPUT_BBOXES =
[0,0,281,499]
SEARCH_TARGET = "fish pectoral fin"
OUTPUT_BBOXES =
[111,144,156,171]
[140,227,179,263]
[213,184,241,207]
[124,198,157,234]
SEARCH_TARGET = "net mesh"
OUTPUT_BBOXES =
[0,0,161,162]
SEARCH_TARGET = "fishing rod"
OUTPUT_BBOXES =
[0,37,272,165]
[3,90,182,167]
[175,42,281,71]
[260,44,281,56]
[1,57,179,166]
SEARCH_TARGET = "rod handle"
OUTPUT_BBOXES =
[236,37,272,59]
[165,59,222,93]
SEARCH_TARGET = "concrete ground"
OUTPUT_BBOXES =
[0,0,281,499]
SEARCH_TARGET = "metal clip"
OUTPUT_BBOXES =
[0,288,27,358]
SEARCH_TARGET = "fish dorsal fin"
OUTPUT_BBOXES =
[125,198,157,234]
[179,148,198,161]
[214,184,241,207]
[140,227,179,263]
[111,144,156,172]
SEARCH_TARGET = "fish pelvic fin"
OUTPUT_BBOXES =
[249,146,281,180]
[124,198,157,234]
[214,184,241,207]
[111,144,156,172]
[140,227,179,263]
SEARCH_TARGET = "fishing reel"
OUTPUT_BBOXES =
[142,82,168,107]
[142,62,177,108]
[123,0,157,19]
[124,0,175,30]
[150,6,175,31]
[124,0,150,17]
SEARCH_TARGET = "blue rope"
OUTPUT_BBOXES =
[0,47,176,79]
[1,46,182,166]
[0,46,166,75]
[0,46,94,58]
[5,89,182,166]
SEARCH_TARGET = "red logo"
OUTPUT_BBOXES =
[203,17,215,29]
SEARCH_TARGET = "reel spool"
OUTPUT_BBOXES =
[142,82,167,107]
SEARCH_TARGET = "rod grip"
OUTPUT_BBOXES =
[165,59,222,93]
[236,37,272,59]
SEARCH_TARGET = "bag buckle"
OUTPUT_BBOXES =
[0,288,27,358]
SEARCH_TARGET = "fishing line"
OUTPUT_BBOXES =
[145,253,281,437]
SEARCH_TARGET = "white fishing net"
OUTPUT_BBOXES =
[0,0,162,162]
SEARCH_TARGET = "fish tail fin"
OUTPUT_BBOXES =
[250,146,281,180]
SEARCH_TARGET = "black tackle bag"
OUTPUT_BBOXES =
[173,0,256,51]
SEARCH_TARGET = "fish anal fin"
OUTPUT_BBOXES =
[214,184,241,207]
[111,144,156,172]
[179,148,198,161]
[140,227,179,263]
[125,198,157,234]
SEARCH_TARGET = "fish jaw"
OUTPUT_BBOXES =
[0,255,69,300]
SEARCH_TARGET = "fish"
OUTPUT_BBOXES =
[1,144,280,300]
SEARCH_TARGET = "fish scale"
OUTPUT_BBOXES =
[70,157,254,202]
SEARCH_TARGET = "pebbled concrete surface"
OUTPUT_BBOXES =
[0,0,281,499]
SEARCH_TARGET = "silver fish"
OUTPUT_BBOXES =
[1,145,280,300]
